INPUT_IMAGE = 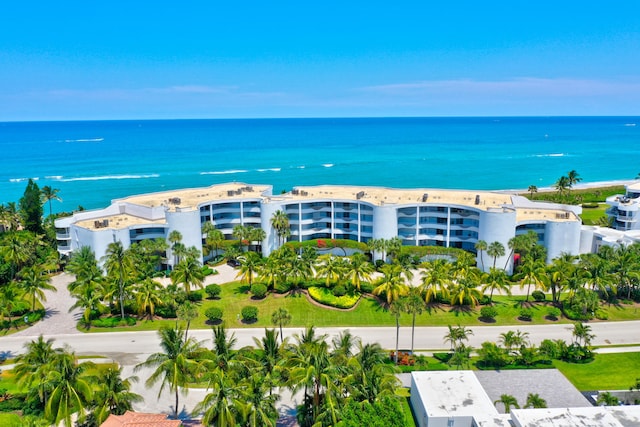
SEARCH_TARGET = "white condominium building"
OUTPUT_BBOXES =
[606,182,640,231]
[55,183,582,273]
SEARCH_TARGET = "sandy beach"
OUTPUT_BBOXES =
[497,179,636,195]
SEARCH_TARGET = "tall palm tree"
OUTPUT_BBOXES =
[481,267,511,303]
[514,256,548,302]
[443,324,473,351]
[419,259,452,303]
[236,372,279,427]
[567,169,582,188]
[315,254,347,288]
[527,185,538,199]
[202,222,225,259]
[475,240,488,271]
[0,232,31,279]
[232,224,252,252]
[236,251,262,287]
[271,308,292,344]
[499,330,530,356]
[171,255,205,294]
[14,335,61,409]
[270,209,290,247]
[92,367,143,424]
[403,288,426,355]
[45,349,96,427]
[547,253,576,304]
[249,227,266,252]
[212,324,238,371]
[487,241,506,269]
[257,256,284,291]
[134,278,164,320]
[195,368,239,427]
[345,252,374,291]
[40,185,62,219]
[373,263,409,306]
[554,175,571,196]
[177,301,199,342]
[449,273,483,306]
[572,322,595,347]
[0,281,23,328]
[18,264,56,311]
[135,326,205,419]
[103,241,134,319]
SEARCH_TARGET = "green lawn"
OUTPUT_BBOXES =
[0,414,22,427]
[85,282,640,333]
[580,203,610,225]
[553,352,640,390]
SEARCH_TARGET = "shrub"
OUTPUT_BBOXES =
[479,295,491,305]
[205,307,223,323]
[274,282,292,294]
[546,307,561,320]
[333,284,347,297]
[308,286,360,309]
[531,290,546,302]
[374,259,386,270]
[205,284,222,299]
[241,305,258,322]
[91,316,137,328]
[595,308,609,320]
[251,283,268,299]
[519,308,533,321]
[155,306,177,318]
[480,306,498,321]
[201,266,214,276]
[186,290,203,302]
[360,282,375,294]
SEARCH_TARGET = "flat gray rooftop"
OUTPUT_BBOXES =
[474,369,591,413]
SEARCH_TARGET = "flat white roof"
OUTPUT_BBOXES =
[511,407,625,427]
[411,371,497,418]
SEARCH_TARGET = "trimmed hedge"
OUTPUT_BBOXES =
[251,283,268,299]
[308,286,360,309]
[91,316,137,328]
[531,290,546,302]
[186,290,204,302]
[284,238,368,252]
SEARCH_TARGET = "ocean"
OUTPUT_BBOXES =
[1,117,639,214]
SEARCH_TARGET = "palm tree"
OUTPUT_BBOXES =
[177,301,199,342]
[18,264,56,311]
[487,241,506,269]
[0,281,23,328]
[270,209,290,247]
[525,393,547,408]
[514,256,548,302]
[403,288,426,355]
[373,263,409,306]
[134,278,164,320]
[547,253,575,304]
[249,227,266,252]
[232,224,252,252]
[171,255,205,294]
[135,325,205,419]
[527,185,538,199]
[103,241,134,320]
[315,254,347,288]
[40,185,62,219]
[596,391,620,406]
[499,330,530,356]
[195,368,239,427]
[45,349,96,427]
[449,274,483,306]
[14,335,61,408]
[92,367,143,424]
[443,324,473,352]
[567,169,582,188]
[481,267,511,303]
[572,322,595,347]
[494,394,520,413]
[419,259,452,304]
[271,308,291,344]
[202,222,225,259]
[212,324,238,371]
[168,230,183,264]
[345,252,374,291]
[475,240,488,271]
[0,232,31,279]
[554,175,571,196]
[236,372,279,427]
[236,251,262,287]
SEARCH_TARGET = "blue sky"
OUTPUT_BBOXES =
[1,1,639,120]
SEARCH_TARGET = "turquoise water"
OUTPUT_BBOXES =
[1,117,639,213]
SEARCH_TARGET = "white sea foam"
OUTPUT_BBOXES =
[60,174,159,182]
[200,170,248,175]
[257,168,281,172]
[322,163,334,168]
[624,123,636,127]
[45,175,64,180]
[9,177,38,183]
[63,138,104,143]
[532,153,565,158]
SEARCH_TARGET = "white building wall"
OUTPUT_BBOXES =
[544,221,581,262]
[478,208,517,273]
[260,202,281,256]
[372,205,398,261]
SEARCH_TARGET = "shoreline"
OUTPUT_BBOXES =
[496,179,636,195]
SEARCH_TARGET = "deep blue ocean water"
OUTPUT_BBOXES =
[1,117,639,213]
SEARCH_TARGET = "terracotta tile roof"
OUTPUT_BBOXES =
[100,411,182,427]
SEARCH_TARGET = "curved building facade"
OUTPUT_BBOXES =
[55,183,583,273]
